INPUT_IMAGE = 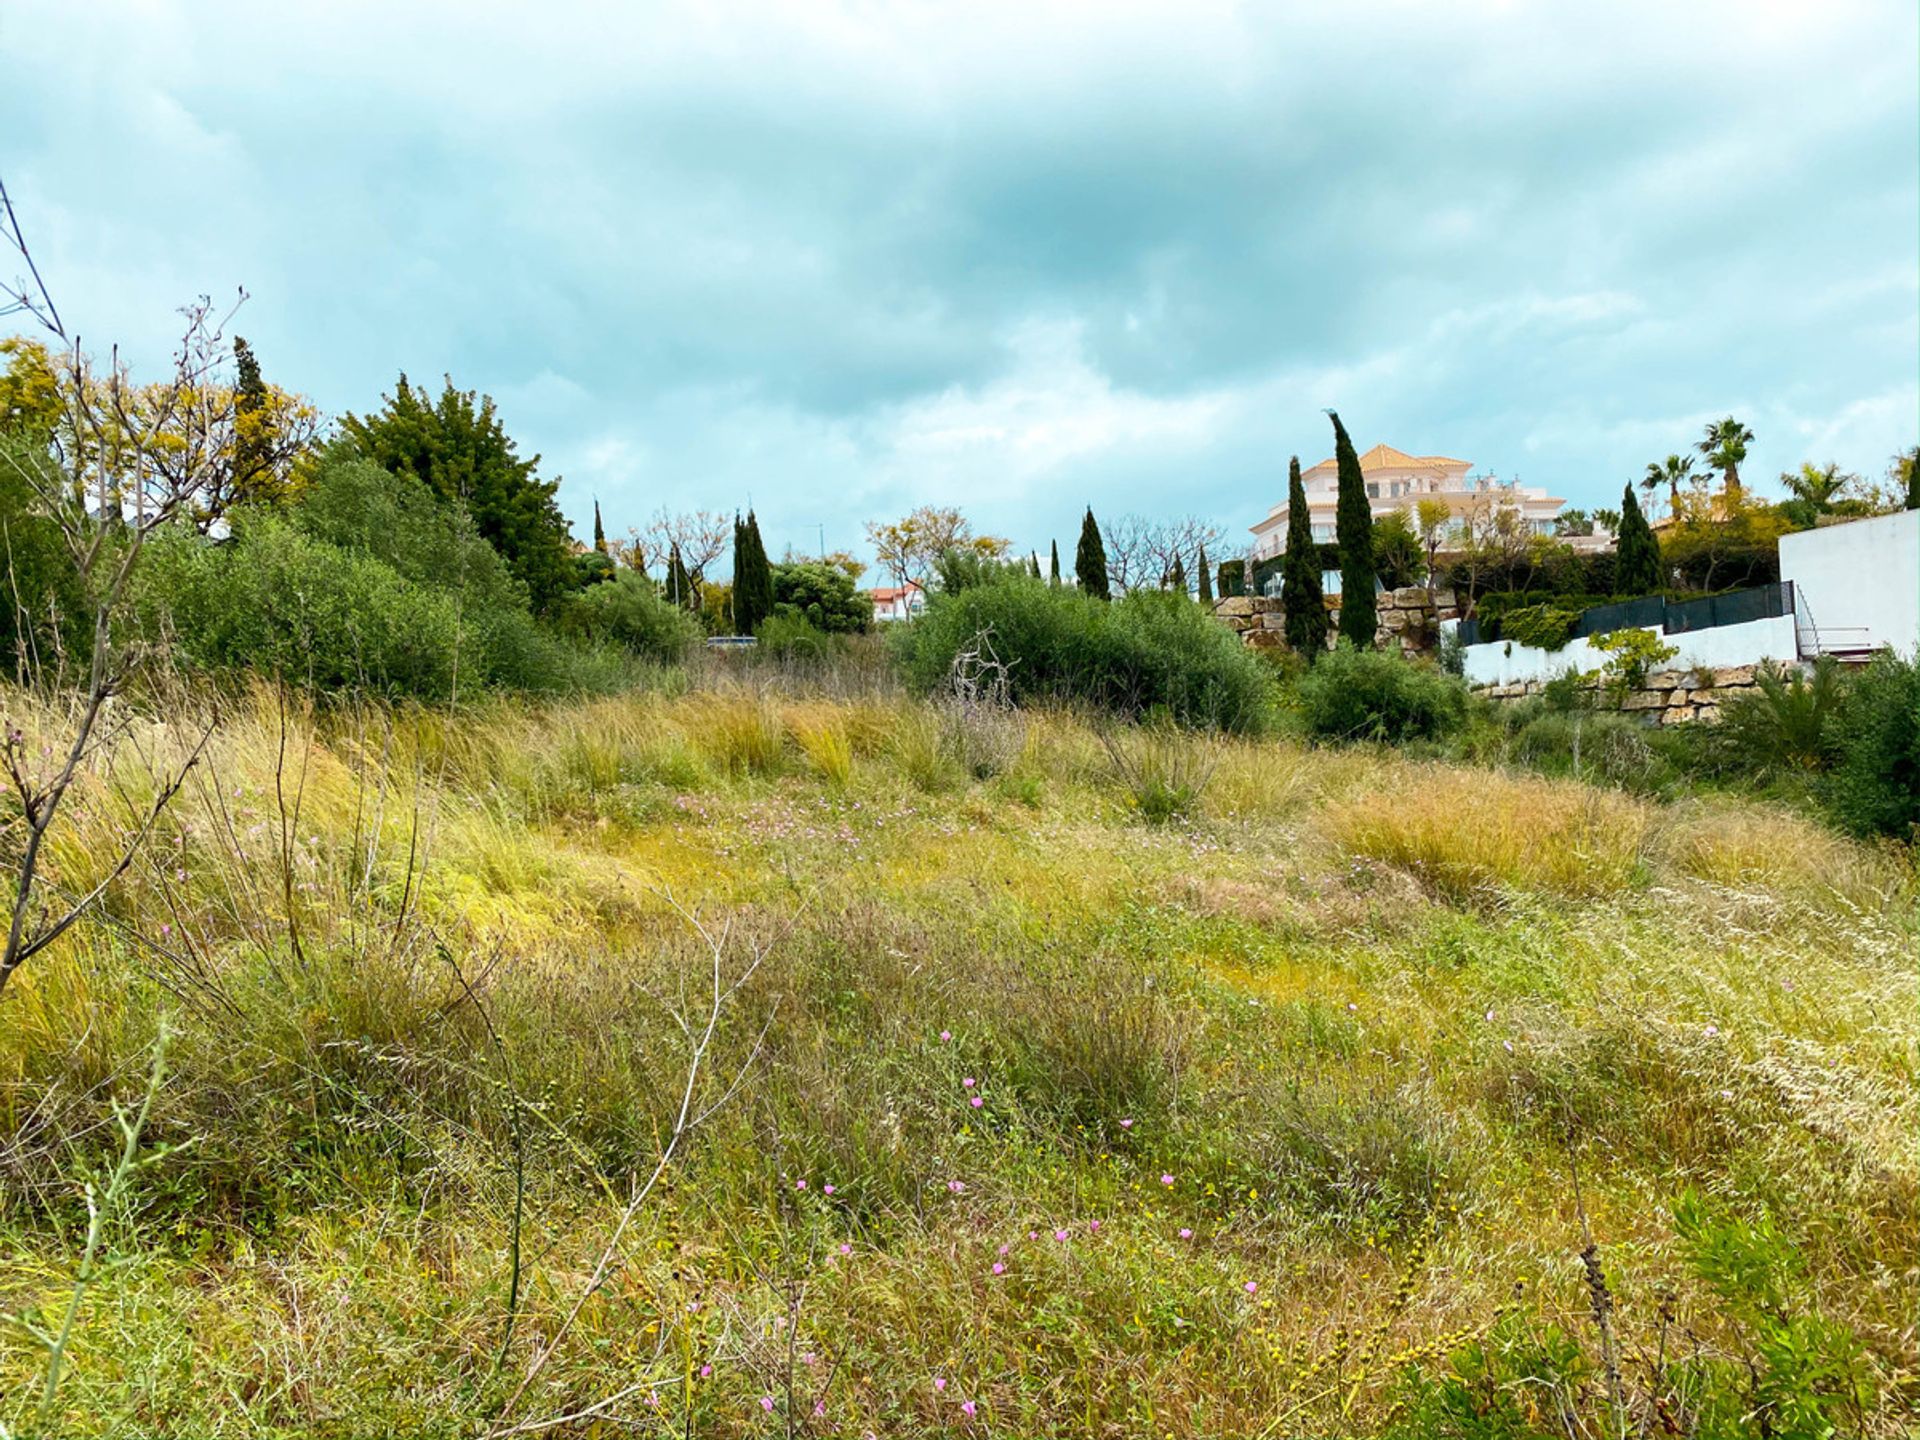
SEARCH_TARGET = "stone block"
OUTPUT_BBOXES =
[1716,665,1757,686]
[1391,586,1429,609]
[1250,596,1282,615]
[1215,597,1255,618]
[1431,589,1457,611]
[1260,611,1287,630]
[1695,704,1723,725]
[1382,610,1409,632]
[1646,671,1685,690]
[1659,704,1697,725]
[1245,628,1285,649]
[1621,690,1665,711]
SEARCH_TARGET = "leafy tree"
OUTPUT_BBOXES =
[342,374,574,612]
[732,509,775,633]
[1897,446,1920,510]
[1613,484,1662,595]
[772,559,868,633]
[1698,416,1754,495]
[1413,498,1452,592]
[865,504,1008,595]
[1195,543,1212,604]
[1372,510,1424,589]
[1281,455,1328,658]
[1075,507,1109,601]
[1049,538,1061,587]
[1663,487,1788,590]
[1330,411,1376,646]
[0,336,61,436]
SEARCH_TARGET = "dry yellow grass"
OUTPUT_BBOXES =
[1322,766,1654,899]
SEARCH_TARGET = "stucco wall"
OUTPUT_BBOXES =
[1778,509,1918,655]
[1458,613,1800,689]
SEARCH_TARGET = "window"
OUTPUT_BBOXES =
[1366,483,1379,498]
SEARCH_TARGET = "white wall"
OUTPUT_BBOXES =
[1779,510,1918,656]
[1460,613,1800,688]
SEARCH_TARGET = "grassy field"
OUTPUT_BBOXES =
[0,670,1913,1437]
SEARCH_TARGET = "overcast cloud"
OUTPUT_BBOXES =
[4,0,1915,566]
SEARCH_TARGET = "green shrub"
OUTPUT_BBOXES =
[756,609,841,662]
[1295,644,1468,743]
[137,518,464,699]
[1820,649,1920,838]
[566,570,702,664]
[1712,658,1845,777]
[895,577,1274,732]
[0,433,90,677]
[770,560,868,633]
[1510,710,1670,792]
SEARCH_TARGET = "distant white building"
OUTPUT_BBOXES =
[870,580,926,623]
[1249,443,1571,561]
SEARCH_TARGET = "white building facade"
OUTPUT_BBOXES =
[1249,444,1569,561]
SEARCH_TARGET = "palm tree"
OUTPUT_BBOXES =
[1642,453,1695,518]
[1779,462,1853,527]
[1697,416,1754,496]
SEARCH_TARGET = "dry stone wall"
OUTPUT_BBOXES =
[1212,587,1456,657]
[1476,664,1771,726]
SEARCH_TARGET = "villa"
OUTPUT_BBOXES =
[1248,444,1569,561]
[870,580,927,623]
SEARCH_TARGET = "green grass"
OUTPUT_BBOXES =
[0,677,1913,1436]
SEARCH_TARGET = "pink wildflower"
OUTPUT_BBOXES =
[761,1396,775,1412]
[970,1095,984,1108]
[795,1179,807,1190]
[948,1179,966,1194]
[963,1077,976,1088]
[1161,1173,1175,1186]
[940,1030,952,1042]
[962,1400,977,1417]
[823,1183,836,1194]
[1245,1281,1258,1295]
[992,1262,1005,1275]
[1179,1227,1193,1239]
[1053,1228,1069,1241]
[934,1377,947,1392]
[839,1243,852,1256]
[1119,1118,1134,1129]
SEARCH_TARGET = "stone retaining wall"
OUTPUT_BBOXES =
[1475,664,1771,725]
[1213,587,1458,657]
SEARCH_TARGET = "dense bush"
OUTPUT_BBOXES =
[137,517,465,698]
[770,560,868,633]
[1821,650,1920,838]
[0,434,90,677]
[756,609,842,661]
[566,570,703,664]
[1294,643,1468,743]
[895,575,1274,732]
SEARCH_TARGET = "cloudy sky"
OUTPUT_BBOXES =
[5,1,1915,568]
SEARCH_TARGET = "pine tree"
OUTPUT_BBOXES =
[1196,544,1213,604]
[1169,554,1186,594]
[734,509,775,633]
[1614,485,1663,596]
[1049,539,1061,587]
[1075,508,1110,600]
[1330,411,1377,646]
[1282,455,1329,659]
[593,499,607,554]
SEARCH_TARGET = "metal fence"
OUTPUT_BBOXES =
[1460,581,1795,650]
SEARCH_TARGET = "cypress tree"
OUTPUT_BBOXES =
[1196,544,1213,604]
[231,336,273,503]
[593,498,607,553]
[1282,455,1330,658]
[1075,508,1110,600]
[666,542,697,610]
[1049,538,1061,586]
[1614,485,1663,596]
[1330,411,1377,646]
[1030,552,1042,580]
[1169,554,1186,594]
[735,509,775,632]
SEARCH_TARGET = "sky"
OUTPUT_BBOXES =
[4,0,1916,573]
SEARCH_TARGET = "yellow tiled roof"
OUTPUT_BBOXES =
[1302,444,1472,474]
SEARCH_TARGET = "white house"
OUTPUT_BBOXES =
[870,581,926,623]
[1249,443,1570,561]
